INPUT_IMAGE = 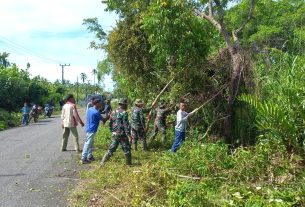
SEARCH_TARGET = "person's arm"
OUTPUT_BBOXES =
[73,105,84,126]
[123,112,131,137]
[61,106,65,128]
[108,113,113,132]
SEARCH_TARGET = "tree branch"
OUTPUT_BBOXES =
[208,0,213,16]
[234,0,255,35]
[194,8,221,31]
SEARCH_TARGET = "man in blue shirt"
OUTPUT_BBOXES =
[21,102,30,126]
[81,99,103,164]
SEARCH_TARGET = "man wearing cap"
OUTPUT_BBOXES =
[81,99,104,164]
[150,100,173,144]
[130,99,152,151]
[100,98,132,166]
[61,94,84,152]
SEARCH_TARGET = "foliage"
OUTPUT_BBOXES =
[239,54,305,154]
[70,125,305,206]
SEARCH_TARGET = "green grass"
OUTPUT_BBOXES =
[69,125,305,207]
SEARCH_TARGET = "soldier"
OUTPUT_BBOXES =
[100,98,132,166]
[150,100,173,144]
[130,99,152,151]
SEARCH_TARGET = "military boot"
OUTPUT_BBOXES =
[125,153,132,166]
[100,152,111,167]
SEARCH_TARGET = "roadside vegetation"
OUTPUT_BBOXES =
[70,0,305,206]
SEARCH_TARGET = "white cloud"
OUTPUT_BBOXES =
[0,0,116,91]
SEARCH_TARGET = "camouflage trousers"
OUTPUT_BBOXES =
[131,128,147,150]
[108,134,131,155]
[150,123,166,144]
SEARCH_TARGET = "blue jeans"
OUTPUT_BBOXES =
[171,130,185,152]
[22,114,29,125]
[82,132,96,160]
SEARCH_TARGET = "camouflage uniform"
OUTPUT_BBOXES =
[130,101,151,150]
[100,99,132,166]
[150,104,172,144]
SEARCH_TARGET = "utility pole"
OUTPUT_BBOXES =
[76,76,79,104]
[60,64,70,84]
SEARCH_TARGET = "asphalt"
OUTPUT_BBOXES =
[0,115,87,207]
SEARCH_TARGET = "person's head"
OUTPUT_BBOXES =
[93,99,102,109]
[179,101,187,112]
[65,94,75,103]
[24,102,28,107]
[90,97,95,103]
[134,99,144,108]
[118,98,128,110]
[106,99,110,105]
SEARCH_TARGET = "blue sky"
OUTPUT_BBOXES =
[0,0,117,91]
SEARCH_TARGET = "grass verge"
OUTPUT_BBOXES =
[69,125,305,207]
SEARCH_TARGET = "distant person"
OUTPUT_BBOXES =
[102,99,112,124]
[86,97,95,112]
[170,101,195,152]
[103,99,112,116]
[81,99,104,164]
[59,100,64,110]
[61,94,84,152]
[21,102,30,126]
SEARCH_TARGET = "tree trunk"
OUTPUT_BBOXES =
[224,42,244,146]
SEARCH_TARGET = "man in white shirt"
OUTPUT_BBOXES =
[61,94,84,152]
[170,101,194,152]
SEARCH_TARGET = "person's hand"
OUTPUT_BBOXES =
[80,122,85,127]
[61,124,64,129]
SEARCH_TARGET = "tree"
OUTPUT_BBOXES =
[0,52,11,68]
[80,73,87,84]
[92,68,97,85]
[193,0,255,145]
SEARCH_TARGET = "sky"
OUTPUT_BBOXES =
[0,0,117,91]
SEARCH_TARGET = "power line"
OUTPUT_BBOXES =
[0,35,62,64]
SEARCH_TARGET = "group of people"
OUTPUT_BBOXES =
[21,103,44,126]
[60,94,194,166]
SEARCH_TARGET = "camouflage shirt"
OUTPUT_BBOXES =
[154,107,172,128]
[130,106,151,130]
[109,107,130,137]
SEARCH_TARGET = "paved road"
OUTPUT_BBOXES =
[0,115,86,207]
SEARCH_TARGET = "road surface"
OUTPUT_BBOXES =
[0,115,86,207]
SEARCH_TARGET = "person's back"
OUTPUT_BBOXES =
[86,107,102,133]
[109,108,129,136]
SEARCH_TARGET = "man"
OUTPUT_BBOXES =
[170,101,195,152]
[103,99,112,117]
[130,99,152,151]
[150,100,173,144]
[86,97,95,112]
[100,98,132,166]
[81,99,104,164]
[21,102,30,126]
[61,94,84,152]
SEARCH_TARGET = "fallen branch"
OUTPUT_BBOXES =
[103,190,129,205]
